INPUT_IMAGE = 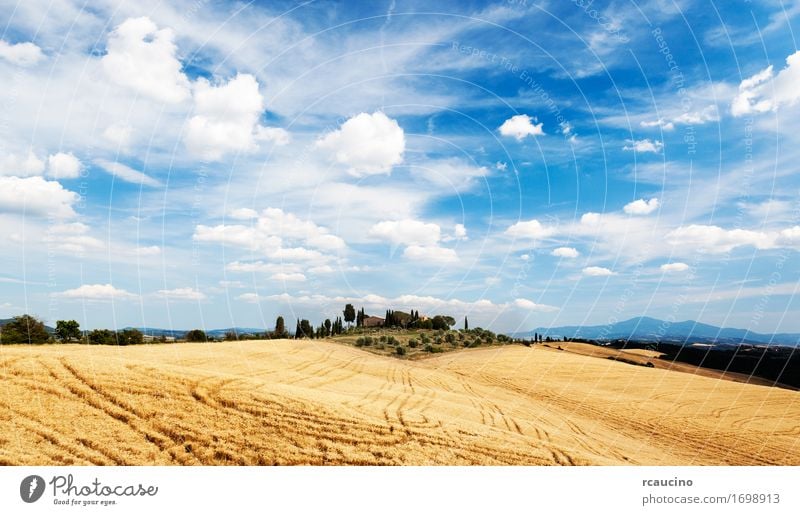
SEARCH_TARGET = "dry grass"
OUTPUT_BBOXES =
[0,340,797,465]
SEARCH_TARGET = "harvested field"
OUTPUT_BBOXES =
[1,340,797,465]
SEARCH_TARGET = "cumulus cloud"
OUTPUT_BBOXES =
[0,40,44,66]
[0,176,78,218]
[453,224,468,240]
[582,266,615,276]
[505,219,555,240]
[197,208,346,252]
[513,298,559,312]
[0,152,45,177]
[101,17,191,103]
[551,247,579,258]
[44,222,103,253]
[623,139,663,153]
[94,158,161,187]
[640,119,674,131]
[103,124,133,148]
[732,51,800,116]
[317,111,405,176]
[47,152,82,179]
[498,114,544,140]
[135,246,160,256]
[623,197,659,215]
[271,272,306,282]
[665,225,775,253]
[156,287,206,301]
[403,245,458,264]
[369,219,441,247]
[660,262,689,272]
[55,283,137,300]
[186,74,286,160]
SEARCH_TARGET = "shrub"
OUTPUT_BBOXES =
[434,337,442,345]
[387,335,398,345]
[364,336,374,346]
[376,343,385,350]
[355,337,366,347]
[185,329,207,342]
[395,345,406,356]
[424,344,442,353]
[420,334,430,344]
[379,335,387,343]
[408,338,418,348]
[445,332,456,344]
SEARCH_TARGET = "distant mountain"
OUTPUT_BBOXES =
[128,327,268,338]
[517,316,800,347]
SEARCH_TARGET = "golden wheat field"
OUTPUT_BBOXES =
[0,340,798,465]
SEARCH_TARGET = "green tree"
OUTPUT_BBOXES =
[275,316,287,338]
[0,315,50,344]
[464,316,469,331]
[324,318,332,336]
[185,329,207,342]
[224,331,238,341]
[117,329,143,346]
[87,329,115,345]
[295,320,301,338]
[55,320,81,342]
[343,304,356,327]
[299,319,313,338]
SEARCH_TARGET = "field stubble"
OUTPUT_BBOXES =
[0,340,797,465]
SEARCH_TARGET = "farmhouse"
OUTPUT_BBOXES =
[362,316,385,328]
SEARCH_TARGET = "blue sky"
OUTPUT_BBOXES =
[1,0,800,333]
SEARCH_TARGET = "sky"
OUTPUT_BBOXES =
[1,0,800,334]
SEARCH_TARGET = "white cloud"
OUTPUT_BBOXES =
[46,152,82,179]
[660,262,689,272]
[673,105,719,124]
[505,219,555,240]
[156,287,206,301]
[101,17,191,103]
[0,152,45,177]
[403,245,458,264]
[665,225,775,253]
[94,158,161,187]
[454,224,467,240]
[44,222,103,253]
[732,51,800,116]
[551,247,579,258]
[495,161,508,171]
[237,293,261,303]
[513,298,559,312]
[640,119,675,131]
[623,197,660,215]
[0,176,78,218]
[0,40,44,66]
[369,219,441,247]
[226,261,303,274]
[185,74,284,160]
[623,139,663,153]
[582,266,615,277]
[194,225,280,253]
[103,124,133,148]
[308,265,335,274]
[498,114,544,140]
[55,283,137,300]
[269,247,328,262]
[317,111,405,176]
[271,272,306,282]
[409,158,490,193]
[255,126,291,146]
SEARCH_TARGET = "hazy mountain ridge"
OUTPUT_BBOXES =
[520,316,800,346]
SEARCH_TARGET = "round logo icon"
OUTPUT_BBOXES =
[20,475,45,503]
